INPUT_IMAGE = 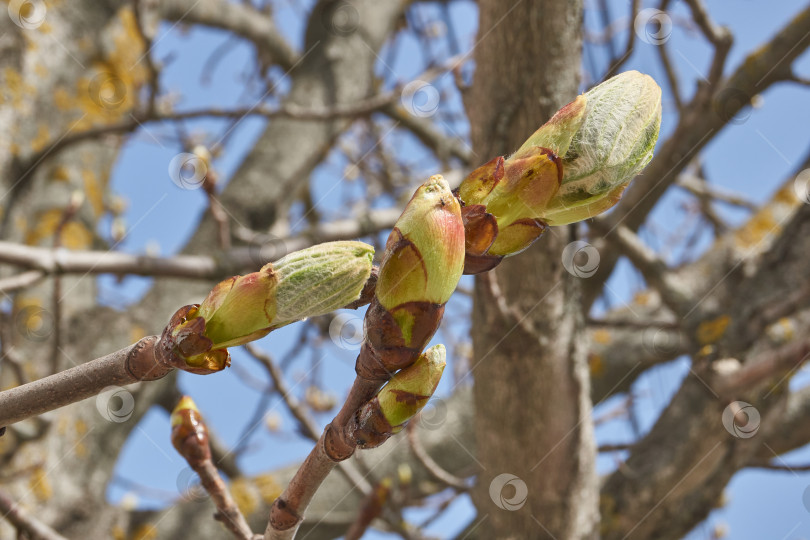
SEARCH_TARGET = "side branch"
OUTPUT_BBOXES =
[0,336,169,427]
[0,488,68,540]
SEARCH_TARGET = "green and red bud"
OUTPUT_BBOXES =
[350,344,445,449]
[542,70,662,225]
[160,241,374,374]
[357,176,464,381]
[455,71,661,273]
[170,396,211,467]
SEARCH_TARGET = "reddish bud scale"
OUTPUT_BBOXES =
[355,175,463,382]
[170,403,211,467]
[356,298,444,381]
[158,304,231,375]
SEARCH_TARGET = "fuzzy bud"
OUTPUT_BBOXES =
[161,241,374,374]
[541,70,662,225]
[455,71,661,272]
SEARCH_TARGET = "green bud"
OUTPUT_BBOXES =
[273,241,375,325]
[378,344,445,429]
[454,71,661,269]
[195,265,278,350]
[163,241,374,374]
[351,344,446,449]
[542,70,662,225]
[376,175,465,311]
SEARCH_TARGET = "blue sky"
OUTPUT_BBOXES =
[100,1,810,538]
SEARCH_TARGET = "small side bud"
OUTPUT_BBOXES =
[350,344,446,449]
[170,396,211,467]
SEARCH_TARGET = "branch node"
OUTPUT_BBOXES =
[125,335,172,381]
[269,498,303,531]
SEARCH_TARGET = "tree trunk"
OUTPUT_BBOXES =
[467,2,598,538]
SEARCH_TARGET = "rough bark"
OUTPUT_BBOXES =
[466,1,598,538]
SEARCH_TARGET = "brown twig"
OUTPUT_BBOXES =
[0,336,169,427]
[603,0,640,80]
[195,460,256,540]
[713,338,810,397]
[0,270,46,294]
[0,278,379,428]
[0,487,69,540]
[49,193,82,374]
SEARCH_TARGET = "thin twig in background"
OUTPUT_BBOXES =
[0,487,68,540]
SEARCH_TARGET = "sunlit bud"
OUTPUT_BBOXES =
[358,177,464,379]
[161,241,374,374]
[351,345,446,449]
[541,71,662,225]
[376,175,465,310]
[454,71,661,270]
[170,396,211,466]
